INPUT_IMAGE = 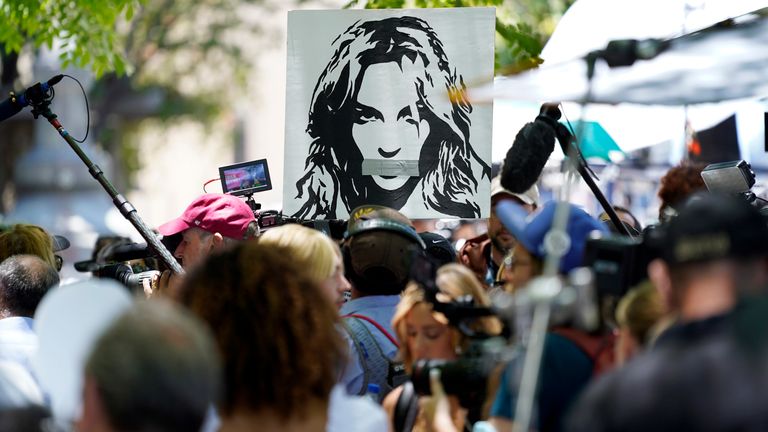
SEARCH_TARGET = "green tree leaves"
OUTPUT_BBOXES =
[348,0,575,74]
[0,0,141,76]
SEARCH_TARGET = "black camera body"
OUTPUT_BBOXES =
[582,225,663,328]
[410,336,506,414]
[403,253,505,423]
[96,263,160,291]
[76,238,178,292]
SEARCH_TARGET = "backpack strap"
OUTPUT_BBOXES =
[343,315,400,397]
[344,319,372,395]
[342,313,400,348]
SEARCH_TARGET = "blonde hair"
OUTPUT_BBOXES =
[393,263,502,372]
[615,282,665,346]
[258,225,339,283]
[0,224,57,268]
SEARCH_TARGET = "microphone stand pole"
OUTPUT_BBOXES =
[28,95,184,275]
[562,140,633,238]
[512,52,631,432]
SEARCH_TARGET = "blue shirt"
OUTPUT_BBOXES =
[0,317,38,381]
[339,295,400,395]
[491,332,593,432]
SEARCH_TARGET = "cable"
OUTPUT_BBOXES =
[202,178,221,193]
[61,74,90,143]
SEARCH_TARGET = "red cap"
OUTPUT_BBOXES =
[158,194,255,239]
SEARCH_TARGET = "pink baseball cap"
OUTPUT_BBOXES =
[157,193,256,239]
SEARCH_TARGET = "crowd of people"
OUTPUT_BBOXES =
[2,155,768,432]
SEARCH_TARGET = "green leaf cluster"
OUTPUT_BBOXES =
[347,0,575,74]
[0,0,140,76]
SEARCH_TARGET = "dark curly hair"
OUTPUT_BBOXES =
[658,162,707,221]
[180,242,345,419]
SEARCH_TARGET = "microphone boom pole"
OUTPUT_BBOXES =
[23,78,184,275]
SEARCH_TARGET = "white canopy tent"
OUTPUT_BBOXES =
[487,0,768,167]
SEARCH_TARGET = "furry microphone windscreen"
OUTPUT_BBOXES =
[500,118,556,194]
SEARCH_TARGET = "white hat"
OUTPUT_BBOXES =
[490,175,540,207]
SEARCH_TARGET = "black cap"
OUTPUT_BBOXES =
[659,193,768,265]
[418,232,456,267]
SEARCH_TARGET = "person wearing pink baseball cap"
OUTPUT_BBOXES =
[151,193,258,298]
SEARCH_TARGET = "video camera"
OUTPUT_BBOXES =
[219,158,348,239]
[75,236,179,292]
[701,160,768,212]
[581,160,766,320]
[581,226,663,328]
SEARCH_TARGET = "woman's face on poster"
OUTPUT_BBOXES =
[351,59,431,191]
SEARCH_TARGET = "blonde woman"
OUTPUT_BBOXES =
[0,224,57,269]
[259,224,350,309]
[383,263,501,432]
[614,282,666,365]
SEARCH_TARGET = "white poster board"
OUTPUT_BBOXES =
[284,8,494,220]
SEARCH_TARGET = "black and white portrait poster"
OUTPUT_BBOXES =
[284,8,494,220]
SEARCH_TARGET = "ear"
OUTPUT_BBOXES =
[211,233,226,250]
[648,259,673,313]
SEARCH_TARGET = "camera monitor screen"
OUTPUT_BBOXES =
[219,159,273,196]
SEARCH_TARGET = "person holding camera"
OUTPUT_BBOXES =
[489,201,610,432]
[383,263,502,432]
[566,193,768,432]
[149,193,259,299]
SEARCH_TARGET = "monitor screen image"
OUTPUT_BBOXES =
[219,159,272,196]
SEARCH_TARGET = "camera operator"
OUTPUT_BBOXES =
[489,201,610,432]
[383,263,502,432]
[150,193,258,299]
[566,193,768,432]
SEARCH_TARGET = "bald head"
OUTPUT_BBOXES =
[0,255,59,318]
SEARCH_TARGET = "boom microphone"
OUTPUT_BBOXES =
[0,74,64,123]
[500,103,567,194]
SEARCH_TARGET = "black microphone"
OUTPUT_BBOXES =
[0,74,64,123]
[499,103,563,194]
[590,38,669,68]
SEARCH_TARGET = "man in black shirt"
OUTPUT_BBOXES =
[567,193,768,432]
